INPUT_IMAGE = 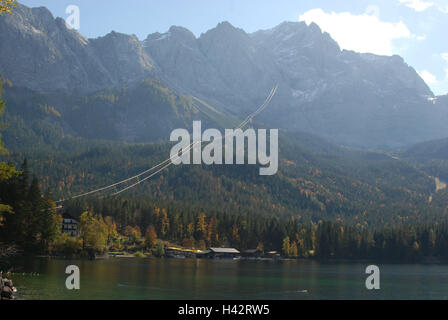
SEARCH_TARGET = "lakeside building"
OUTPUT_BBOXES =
[203,247,240,259]
[242,249,263,258]
[165,246,201,258]
[266,250,281,260]
[61,217,79,237]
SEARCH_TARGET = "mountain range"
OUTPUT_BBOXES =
[1,3,448,228]
[1,3,448,150]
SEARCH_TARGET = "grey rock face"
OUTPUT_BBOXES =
[0,4,154,93]
[144,20,439,148]
[197,22,278,111]
[90,31,154,85]
[1,4,446,148]
[143,26,228,101]
[251,22,437,148]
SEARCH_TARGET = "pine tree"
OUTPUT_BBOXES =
[38,199,60,253]
[0,81,8,156]
[19,159,30,196]
[27,176,41,204]
[0,81,17,227]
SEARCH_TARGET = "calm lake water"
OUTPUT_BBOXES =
[6,257,448,300]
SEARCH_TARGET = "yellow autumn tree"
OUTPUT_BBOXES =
[206,216,215,246]
[144,225,157,248]
[79,211,108,252]
[289,241,298,257]
[282,236,290,257]
[159,208,170,237]
[0,0,17,15]
[196,212,207,239]
[104,216,118,244]
[124,225,142,244]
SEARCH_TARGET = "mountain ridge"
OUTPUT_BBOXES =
[1,3,447,149]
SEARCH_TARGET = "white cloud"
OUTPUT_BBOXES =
[418,70,437,83]
[399,0,448,13]
[299,9,412,56]
[398,0,434,12]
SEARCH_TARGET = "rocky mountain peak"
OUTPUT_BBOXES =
[253,20,340,55]
[214,21,239,32]
[0,4,155,92]
[1,4,446,148]
[168,26,196,39]
[89,31,154,84]
[144,26,196,49]
[199,21,248,43]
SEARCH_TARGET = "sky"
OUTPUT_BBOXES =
[19,0,448,95]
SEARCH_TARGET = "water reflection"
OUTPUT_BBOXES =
[8,257,448,300]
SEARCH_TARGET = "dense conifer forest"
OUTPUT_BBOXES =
[1,76,448,262]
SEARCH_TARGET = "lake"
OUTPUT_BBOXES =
[6,257,448,300]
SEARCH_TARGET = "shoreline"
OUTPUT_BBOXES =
[8,253,448,265]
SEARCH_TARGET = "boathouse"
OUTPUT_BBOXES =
[205,247,240,259]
